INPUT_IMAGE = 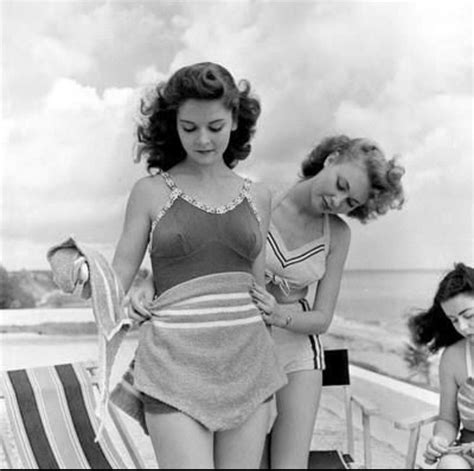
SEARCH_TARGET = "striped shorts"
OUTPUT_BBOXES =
[272,299,325,374]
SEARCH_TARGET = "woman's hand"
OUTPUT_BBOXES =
[73,257,91,299]
[424,435,450,464]
[128,276,155,323]
[250,282,292,328]
[73,257,89,284]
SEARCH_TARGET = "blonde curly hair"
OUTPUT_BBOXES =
[300,135,405,223]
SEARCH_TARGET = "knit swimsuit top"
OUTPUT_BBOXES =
[149,170,262,296]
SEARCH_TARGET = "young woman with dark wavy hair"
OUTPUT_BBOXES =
[408,263,474,469]
[81,62,287,469]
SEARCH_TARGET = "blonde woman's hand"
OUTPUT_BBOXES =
[424,435,450,465]
[249,282,291,328]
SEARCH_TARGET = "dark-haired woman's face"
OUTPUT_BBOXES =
[441,293,474,340]
[177,99,236,166]
[310,157,370,215]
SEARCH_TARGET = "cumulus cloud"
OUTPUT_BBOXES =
[3,77,141,246]
[167,1,473,269]
[1,0,472,269]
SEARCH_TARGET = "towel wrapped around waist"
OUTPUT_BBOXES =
[111,271,287,432]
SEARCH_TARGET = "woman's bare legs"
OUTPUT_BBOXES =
[270,370,322,469]
[145,410,214,469]
[146,402,271,469]
[215,402,270,469]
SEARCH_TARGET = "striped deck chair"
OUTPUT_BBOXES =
[0,362,146,469]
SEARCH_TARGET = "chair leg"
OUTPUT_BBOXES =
[344,388,355,457]
[405,427,421,469]
[362,412,372,469]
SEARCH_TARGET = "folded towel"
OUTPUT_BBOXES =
[47,237,132,438]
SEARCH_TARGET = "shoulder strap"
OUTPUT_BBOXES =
[242,178,262,224]
[156,169,178,191]
[148,172,181,250]
[241,177,252,196]
[271,187,291,210]
[467,341,473,378]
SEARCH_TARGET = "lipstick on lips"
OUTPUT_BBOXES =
[196,149,214,155]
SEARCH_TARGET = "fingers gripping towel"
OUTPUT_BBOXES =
[47,237,132,439]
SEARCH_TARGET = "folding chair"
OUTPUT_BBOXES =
[0,361,146,469]
[309,349,378,469]
[393,410,438,469]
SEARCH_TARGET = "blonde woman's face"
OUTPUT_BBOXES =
[311,157,371,215]
[441,293,474,339]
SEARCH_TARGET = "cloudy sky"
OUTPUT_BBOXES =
[1,0,472,271]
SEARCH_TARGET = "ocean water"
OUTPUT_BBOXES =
[336,269,446,334]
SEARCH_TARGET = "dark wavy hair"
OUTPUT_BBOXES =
[300,135,405,223]
[135,62,261,172]
[408,263,474,353]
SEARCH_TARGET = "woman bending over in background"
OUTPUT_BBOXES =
[409,263,474,469]
[251,135,405,468]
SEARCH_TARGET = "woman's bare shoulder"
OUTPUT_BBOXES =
[440,339,467,381]
[129,174,174,217]
[328,214,351,248]
[441,339,466,364]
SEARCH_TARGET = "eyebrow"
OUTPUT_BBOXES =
[179,119,225,125]
[459,308,474,316]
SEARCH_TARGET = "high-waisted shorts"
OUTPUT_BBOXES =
[272,299,325,374]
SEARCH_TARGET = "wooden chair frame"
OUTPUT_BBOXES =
[310,349,379,469]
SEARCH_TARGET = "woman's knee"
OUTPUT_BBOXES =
[437,454,471,469]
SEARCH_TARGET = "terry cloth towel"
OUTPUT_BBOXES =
[46,237,132,438]
[111,271,287,432]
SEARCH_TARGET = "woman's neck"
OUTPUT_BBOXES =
[174,159,233,182]
[282,179,323,219]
